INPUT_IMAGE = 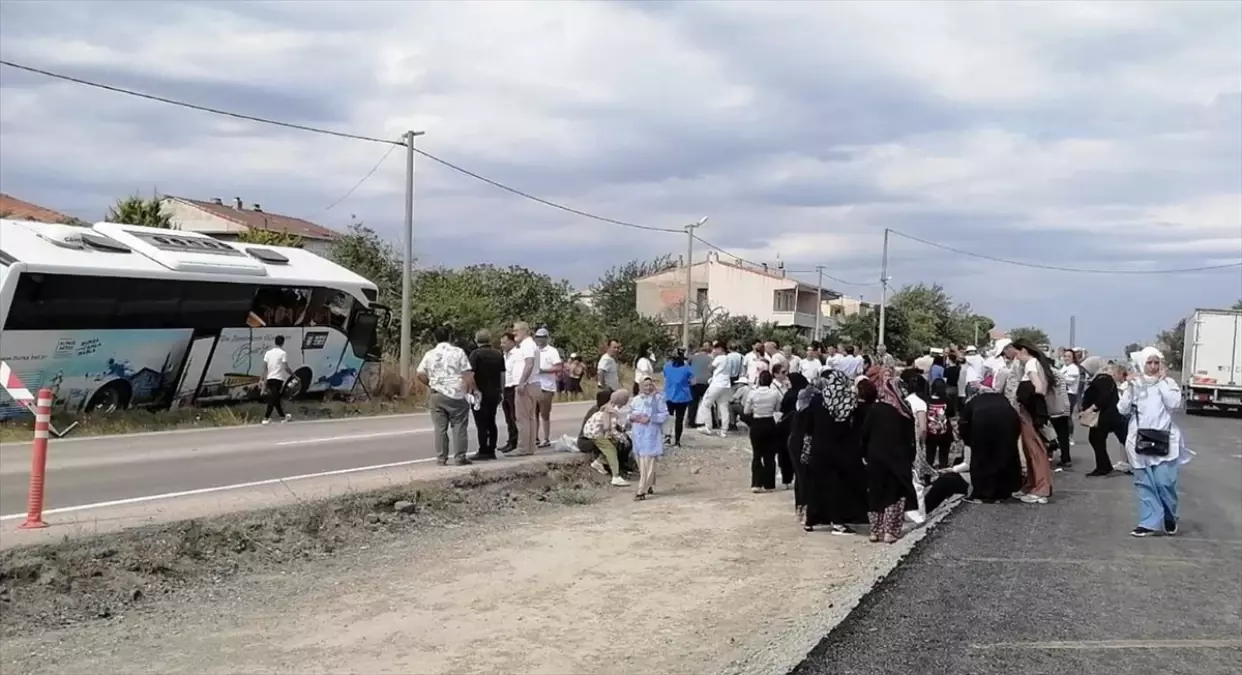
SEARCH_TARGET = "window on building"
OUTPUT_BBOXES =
[773,289,796,312]
[694,288,709,318]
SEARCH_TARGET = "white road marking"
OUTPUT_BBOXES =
[0,456,440,521]
[275,429,430,446]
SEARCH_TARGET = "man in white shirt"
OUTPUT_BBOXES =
[533,327,563,448]
[512,321,542,456]
[836,344,863,378]
[596,339,621,393]
[801,342,825,380]
[416,324,475,465]
[696,341,733,438]
[261,335,293,425]
[745,342,768,383]
[964,346,985,379]
[764,341,788,372]
[875,344,897,370]
[500,332,522,452]
[824,345,842,371]
[913,348,934,375]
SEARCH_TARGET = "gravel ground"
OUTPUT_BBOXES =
[1,432,948,675]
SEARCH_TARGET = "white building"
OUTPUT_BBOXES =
[635,253,865,339]
[160,196,338,257]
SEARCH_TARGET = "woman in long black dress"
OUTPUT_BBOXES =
[956,386,1022,501]
[781,373,810,517]
[793,370,869,534]
[862,374,919,544]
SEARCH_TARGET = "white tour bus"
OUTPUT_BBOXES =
[0,219,386,418]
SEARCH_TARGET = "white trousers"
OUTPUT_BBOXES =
[695,384,732,428]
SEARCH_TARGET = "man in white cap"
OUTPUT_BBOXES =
[533,327,562,447]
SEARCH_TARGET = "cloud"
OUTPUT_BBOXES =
[1,0,1240,354]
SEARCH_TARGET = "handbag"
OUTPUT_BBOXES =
[1129,392,1171,456]
[1079,405,1099,428]
[1135,428,1171,456]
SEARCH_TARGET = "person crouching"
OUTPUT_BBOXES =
[582,389,632,487]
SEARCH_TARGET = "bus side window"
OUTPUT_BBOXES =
[251,286,310,328]
[305,288,354,332]
[5,273,121,330]
[180,282,256,329]
[117,278,181,329]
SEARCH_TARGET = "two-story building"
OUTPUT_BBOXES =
[634,252,868,340]
[159,196,338,256]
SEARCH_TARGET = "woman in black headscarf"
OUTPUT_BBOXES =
[791,370,869,534]
[862,373,919,543]
[780,372,809,501]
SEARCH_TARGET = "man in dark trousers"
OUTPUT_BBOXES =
[468,329,506,461]
[499,332,521,453]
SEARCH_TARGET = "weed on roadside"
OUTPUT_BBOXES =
[0,459,604,636]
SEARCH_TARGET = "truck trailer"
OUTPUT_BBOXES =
[1181,308,1242,414]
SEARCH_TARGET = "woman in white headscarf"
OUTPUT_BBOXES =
[1117,347,1193,537]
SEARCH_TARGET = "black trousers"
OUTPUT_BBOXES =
[776,423,795,485]
[688,383,709,428]
[926,432,953,468]
[666,401,689,444]
[748,417,779,489]
[263,378,286,420]
[925,473,969,512]
[1087,423,1126,473]
[1051,416,1072,464]
[501,386,518,447]
[472,389,502,454]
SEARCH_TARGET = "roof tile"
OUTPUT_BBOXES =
[174,197,338,240]
[0,193,74,224]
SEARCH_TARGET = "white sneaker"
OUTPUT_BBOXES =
[905,510,926,525]
[261,418,271,425]
[590,459,608,475]
[1019,494,1048,504]
[283,414,292,423]
[610,476,631,487]
[697,427,714,437]
[1012,491,1027,499]
[718,430,728,438]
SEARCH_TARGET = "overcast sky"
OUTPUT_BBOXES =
[1,0,1239,354]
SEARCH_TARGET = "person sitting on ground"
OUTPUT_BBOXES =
[582,389,633,487]
[729,375,753,427]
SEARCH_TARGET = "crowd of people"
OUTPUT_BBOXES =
[414,324,1194,537]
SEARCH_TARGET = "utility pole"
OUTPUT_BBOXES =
[814,266,825,341]
[399,129,426,397]
[973,322,979,347]
[1069,315,1077,349]
[877,228,891,350]
[681,217,709,351]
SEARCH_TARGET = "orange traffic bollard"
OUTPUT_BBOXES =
[19,388,53,530]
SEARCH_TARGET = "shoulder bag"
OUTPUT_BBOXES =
[1079,405,1099,428]
[1130,387,1171,457]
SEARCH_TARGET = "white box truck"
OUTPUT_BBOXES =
[1181,308,1242,414]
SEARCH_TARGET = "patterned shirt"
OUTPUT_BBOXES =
[416,342,472,399]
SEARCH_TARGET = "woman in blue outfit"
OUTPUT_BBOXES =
[663,348,694,447]
[630,376,670,500]
[1118,347,1193,537]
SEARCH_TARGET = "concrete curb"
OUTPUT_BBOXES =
[719,496,964,675]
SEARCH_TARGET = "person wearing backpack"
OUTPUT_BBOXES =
[926,377,955,469]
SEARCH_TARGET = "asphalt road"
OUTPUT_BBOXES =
[0,402,592,517]
[791,412,1242,675]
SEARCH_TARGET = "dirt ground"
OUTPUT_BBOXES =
[1,435,937,675]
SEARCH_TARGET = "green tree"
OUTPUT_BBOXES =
[106,196,172,228]
[1123,341,1142,356]
[1156,317,1186,366]
[329,223,401,305]
[1009,326,1051,347]
[1233,299,1242,310]
[237,228,304,248]
[888,283,954,353]
[592,256,676,323]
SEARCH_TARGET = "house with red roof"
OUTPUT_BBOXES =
[160,196,338,256]
[0,193,76,224]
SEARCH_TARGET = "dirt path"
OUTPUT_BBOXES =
[2,437,935,675]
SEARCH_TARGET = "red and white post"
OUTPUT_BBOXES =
[19,388,53,530]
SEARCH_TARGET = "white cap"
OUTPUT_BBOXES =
[993,338,1013,354]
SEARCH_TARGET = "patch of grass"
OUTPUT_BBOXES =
[0,458,604,636]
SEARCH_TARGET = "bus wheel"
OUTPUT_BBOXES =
[289,368,313,400]
[86,381,132,415]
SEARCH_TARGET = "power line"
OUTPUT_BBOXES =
[1,59,679,234]
[692,234,879,288]
[410,151,680,233]
[307,143,398,219]
[890,229,1242,275]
